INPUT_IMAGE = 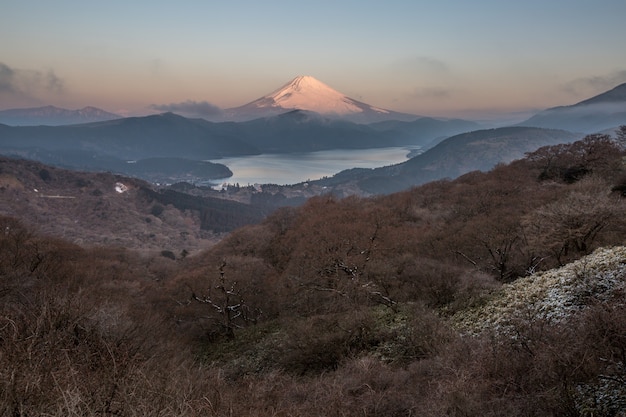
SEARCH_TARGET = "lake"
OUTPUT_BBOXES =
[209,146,418,186]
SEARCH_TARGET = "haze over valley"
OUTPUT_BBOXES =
[1,75,624,192]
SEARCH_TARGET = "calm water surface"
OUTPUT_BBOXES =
[210,147,417,186]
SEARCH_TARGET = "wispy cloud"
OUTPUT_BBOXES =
[410,86,452,99]
[43,70,64,93]
[151,100,222,118]
[393,56,450,75]
[390,56,453,104]
[562,70,626,97]
[0,63,17,94]
[0,62,65,107]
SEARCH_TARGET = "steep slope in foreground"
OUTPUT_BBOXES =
[453,246,626,413]
[225,75,419,123]
[2,134,625,416]
[454,246,626,335]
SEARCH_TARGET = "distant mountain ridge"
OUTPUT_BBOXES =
[224,75,419,123]
[316,126,580,194]
[0,112,258,183]
[518,83,626,133]
[367,117,481,148]
[0,110,475,170]
[0,105,121,126]
[576,82,626,105]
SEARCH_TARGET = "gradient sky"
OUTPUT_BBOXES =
[2,0,626,121]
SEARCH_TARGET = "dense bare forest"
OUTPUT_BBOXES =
[2,130,626,416]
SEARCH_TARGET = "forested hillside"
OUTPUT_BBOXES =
[2,130,626,416]
[321,126,579,194]
[0,157,276,252]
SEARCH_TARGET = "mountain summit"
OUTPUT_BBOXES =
[225,75,418,123]
[258,75,380,115]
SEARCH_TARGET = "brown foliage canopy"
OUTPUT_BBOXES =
[2,131,626,416]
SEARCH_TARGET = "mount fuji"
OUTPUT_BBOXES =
[224,75,419,123]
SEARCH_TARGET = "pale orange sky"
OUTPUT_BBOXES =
[2,1,626,122]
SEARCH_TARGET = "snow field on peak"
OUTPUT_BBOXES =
[264,75,364,114]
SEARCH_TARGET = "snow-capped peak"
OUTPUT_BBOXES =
[258,75,363,115]
[224,75,418,123]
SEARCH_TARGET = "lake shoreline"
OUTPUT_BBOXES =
[207,146,420,187]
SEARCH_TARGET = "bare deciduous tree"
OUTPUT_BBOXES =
[522,178,618,265]
[526,133,621,182]
[191,262,260,339]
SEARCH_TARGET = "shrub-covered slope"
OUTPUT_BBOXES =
[2,132,626,416]
[454,246,626,335]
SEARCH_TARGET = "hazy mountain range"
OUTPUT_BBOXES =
[0,76,625,190]
[517,83,626,133]
[0,105,121,126]
[0,110,476,175]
